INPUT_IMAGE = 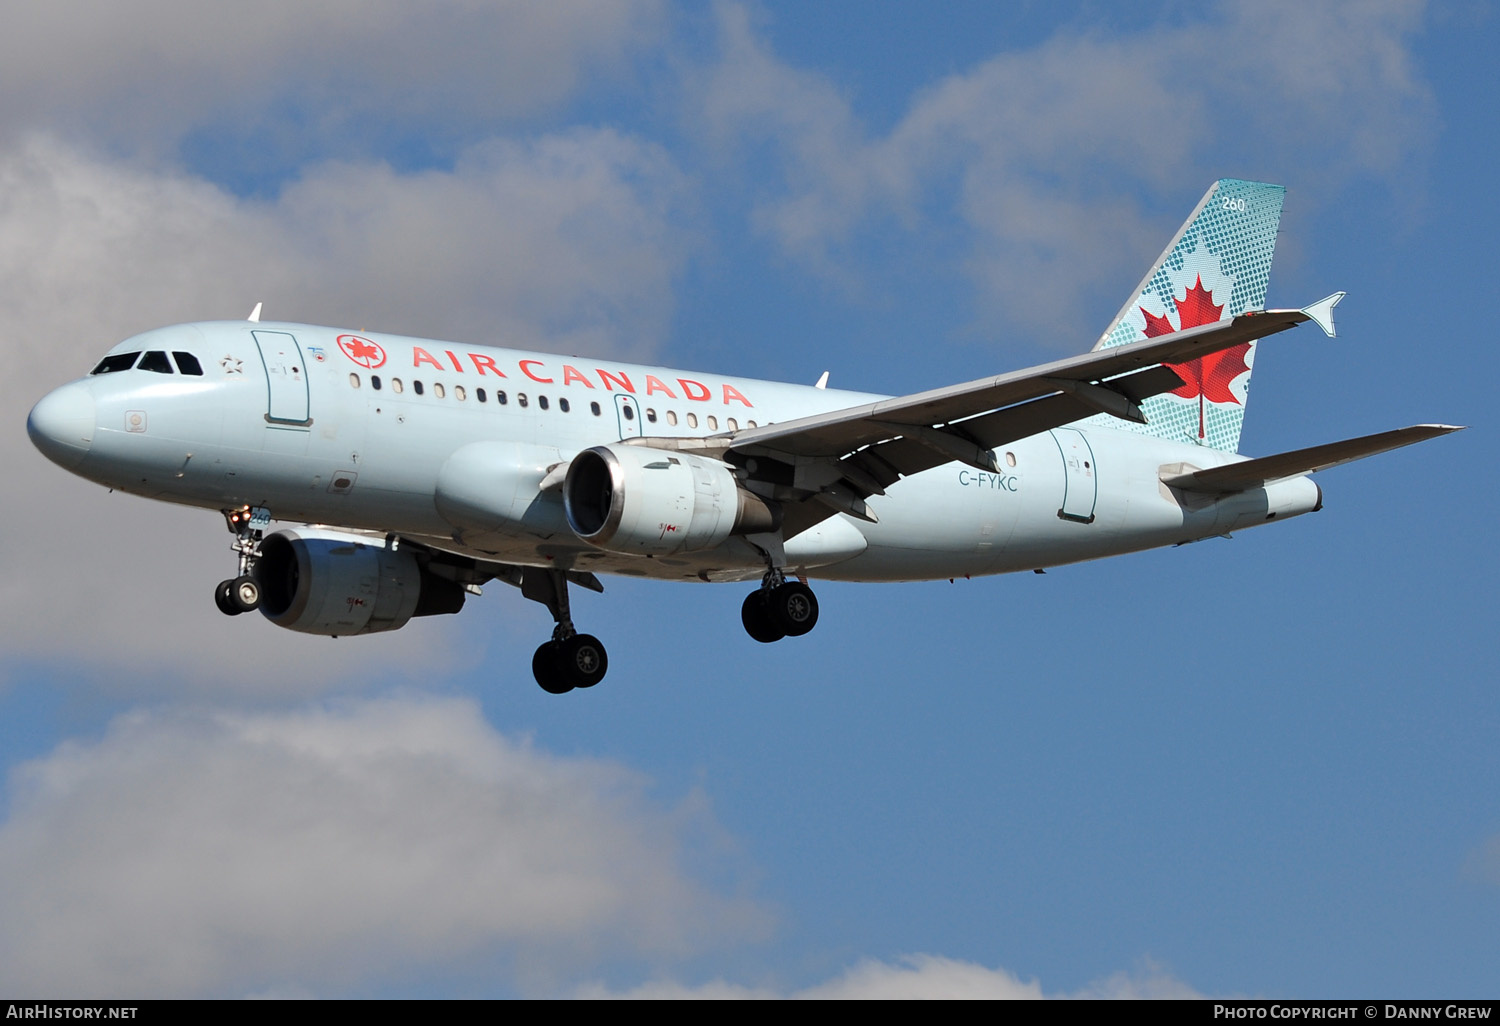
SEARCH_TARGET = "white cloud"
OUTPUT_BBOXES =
[0,696,767,997]
[1070,962,1206,1000]
[0,131,688,361]
[692,0,1434,342]
[0,1,665,154]
[0,690,1199,1000]
[796,956,1044,1000]
[580,954,1201,999]
[0,132,688,690]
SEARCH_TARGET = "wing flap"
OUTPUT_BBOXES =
[948,364,1187,454]
[844,393,1103,482]
[1161,424,1464,494]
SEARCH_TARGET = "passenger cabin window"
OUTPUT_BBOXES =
[538,395,549,410]
[707,415,718,431]
[727,418,738,431]
[559,397,570,413]
[92,352,140,375]
[496,390,508,405]
[392,378,404,393]
[371,375,382,390]
[413,380,424,395]
[622,405,634,421]
[433,383,445,399]
[666,410,678,427]
[172,352,203,375]
[476,388,486,402]
[454,385,466,401]
[518,393,528,408]
[590,402,601,416]
[349,373,361,388]
[138,350,173,374]
[646,408,657,423]
[686,412,698,429]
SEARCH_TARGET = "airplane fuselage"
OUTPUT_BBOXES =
[36,319,1321,586]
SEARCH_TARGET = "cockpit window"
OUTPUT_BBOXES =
[91,352,140,375]
[138,350,173,374]
[172,352,203,376]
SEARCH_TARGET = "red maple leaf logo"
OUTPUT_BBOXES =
[1139,276,1249,439]
[337,334,386,369]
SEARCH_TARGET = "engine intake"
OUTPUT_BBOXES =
[563,444,779,556]
[253,528,464,636]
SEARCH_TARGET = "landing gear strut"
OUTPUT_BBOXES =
[741,568,819,643]
[523,568,608,694]
[215,506,268,616]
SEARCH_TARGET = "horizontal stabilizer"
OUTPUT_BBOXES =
[1162,424,1464,494]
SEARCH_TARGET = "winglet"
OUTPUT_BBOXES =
[815,371,830,390]
[1300,292,1344,338]
[247,302,263,323]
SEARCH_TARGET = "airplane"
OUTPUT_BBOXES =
[27,179,1460,694]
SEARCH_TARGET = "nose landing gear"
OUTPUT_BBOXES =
[214,575,261,615]
[214,506,269,616]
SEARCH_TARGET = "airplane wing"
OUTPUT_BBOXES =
[631,306,1320,537]
[1159,424,1464,494]
[730,310,1299,461]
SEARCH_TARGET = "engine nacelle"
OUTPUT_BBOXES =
[563,444,779,556]
[253,528,465,636]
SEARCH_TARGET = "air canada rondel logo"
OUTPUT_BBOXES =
[337,334,386,369]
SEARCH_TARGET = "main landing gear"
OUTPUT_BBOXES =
[741,570,819,644]
[522,568,608,695]
[214,506,266,616]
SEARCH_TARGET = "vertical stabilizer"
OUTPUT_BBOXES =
[1087,179,1284,453]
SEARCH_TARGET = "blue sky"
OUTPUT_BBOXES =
[1,0,1494,998]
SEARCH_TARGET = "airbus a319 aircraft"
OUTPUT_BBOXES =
[28,180,1458,693]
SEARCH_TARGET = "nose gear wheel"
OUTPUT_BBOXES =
[214,507,268,616]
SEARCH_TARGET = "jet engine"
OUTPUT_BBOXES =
[563,444,779,556]
[252,528,465,636]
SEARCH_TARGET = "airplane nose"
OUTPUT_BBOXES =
[28,381,96,470]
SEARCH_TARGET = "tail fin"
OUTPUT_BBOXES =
[1089,179,1285,453]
